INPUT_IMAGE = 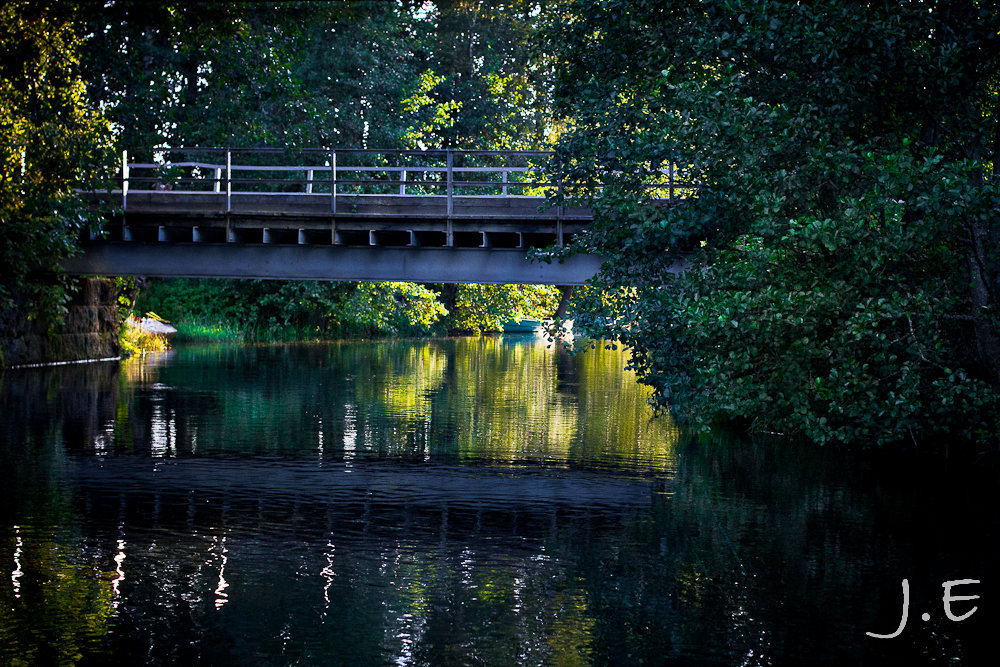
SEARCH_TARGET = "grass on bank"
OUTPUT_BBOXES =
[172,320,246,342]
[171,320,346,342]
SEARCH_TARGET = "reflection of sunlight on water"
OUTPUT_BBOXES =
[343,403,357,469]
[11,526,22,599]
[373,538,601,665]
[120,350,175,386]
[211,535,229,610]
[150,402,177,458]
[391,612,424,667]
[320,542,335,621]
[111,539,126,608]
[317,417,324,458]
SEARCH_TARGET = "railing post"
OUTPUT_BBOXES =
[446,150,454,246]
[330,149,337,244]
[556,152,564,246]
[446,150,454,216]
[121,149,129,211]
[225,149,232,213]
[399,168,406,196]
[306,169,314,194]
[502,168,508,197]
[121,149,130,240]
[330,149,337,214]
[213,167,222,193]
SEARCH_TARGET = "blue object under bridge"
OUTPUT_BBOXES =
[63,148,688,285]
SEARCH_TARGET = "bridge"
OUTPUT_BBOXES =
[64,148,687,285]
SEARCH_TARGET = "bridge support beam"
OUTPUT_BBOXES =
[62,243,613,285]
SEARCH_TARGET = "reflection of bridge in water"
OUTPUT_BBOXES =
[64,148,689,284]
[73,456,667,521]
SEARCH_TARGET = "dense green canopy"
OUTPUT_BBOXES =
[78,0,551,151]
[549,0,1000,446]
[1,1,114,328]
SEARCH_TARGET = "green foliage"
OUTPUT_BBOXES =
[137,279,343,340]
[136,278,451,340]
[552,0,1000,446]
[79,1,552,152]
[172,321,245,343]
[345,282,448,335]
[136,278,566,340]
[451,283,560,333]
[424,0,554,150]
[1,2,565,348]
[0,1,114,325]
[119,316,169,358]
[66,2,563,345]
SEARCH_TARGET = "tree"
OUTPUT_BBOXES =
[78,0,553,151]
[549,0,1000,446]
[425,0,553,150]
[0,0,113,326]
[450,283,560,333]
[78,1,449,150]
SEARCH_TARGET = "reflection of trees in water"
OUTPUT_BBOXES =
[443,337,579,462]
[0,361,120,452]
[105,339,677,469]
[56,440,954,666]
[0,525,114,666]
[571,342,679,470]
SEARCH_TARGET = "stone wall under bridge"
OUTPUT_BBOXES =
[1,278,120,367]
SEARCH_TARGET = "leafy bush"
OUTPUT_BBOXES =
[450,284,560,334]
[119,317,169,357]
[551,0,1000,447]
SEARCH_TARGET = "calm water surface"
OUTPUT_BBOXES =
[1,338,997,665]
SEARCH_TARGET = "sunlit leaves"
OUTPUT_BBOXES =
[400,69,463,148]
[78,1,553,152]
[451,283,560,333]
[346,282,448,335]
[0,1,114,321]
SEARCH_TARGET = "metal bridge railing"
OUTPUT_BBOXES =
[117,147,692,215]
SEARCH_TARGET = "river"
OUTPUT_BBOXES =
[0,337,996,665]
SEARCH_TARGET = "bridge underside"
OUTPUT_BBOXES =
[63,243,607,285]
[65,191,614,284]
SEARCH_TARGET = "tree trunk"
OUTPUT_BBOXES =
[554,285,574,320]
[967,219,1000,385]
